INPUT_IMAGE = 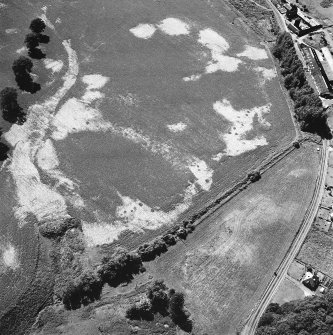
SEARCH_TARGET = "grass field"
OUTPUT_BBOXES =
[271,277,310,305]
[144,142,319,334]
[0,0,295,250]
[0,0,299,333]
[34,141,320,335]
[297,228,333,278]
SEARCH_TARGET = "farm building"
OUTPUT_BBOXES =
[321,47,333,84]
[287,23,300,36]
[298,11,322,31]
[300,44,331,94]
[285,2,322,36]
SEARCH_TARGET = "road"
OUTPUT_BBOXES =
[241,139,329,335]
[240,4,331,334]
[266,0,287,32]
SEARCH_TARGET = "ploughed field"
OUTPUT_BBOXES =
[0,0,296,329]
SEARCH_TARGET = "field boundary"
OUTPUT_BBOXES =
[182,138,316,232]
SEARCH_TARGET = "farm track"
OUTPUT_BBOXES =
[241,139,329,335]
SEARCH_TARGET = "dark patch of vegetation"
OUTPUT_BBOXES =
[293,141,300,149]
[126,301,154,321]
[147,280,169,315]
[62,270,103,310]
[60,248,144,310]
[98,250,145,287]
[138,238,168,262]
[126,280,193,332]
[28,46,46,60]
[169,292,193,332]
[25,18,50,60]
[248,170,261,182]
[0,142,10,161]
[0,87,25,124]
[24,33,40,49]
[29,18,46,33]
[25,31,50,59]
[12,56,41,93]
[256,290,333,334]
[137,221,195,262]
[272,32,331,138]
[39,217,82,239]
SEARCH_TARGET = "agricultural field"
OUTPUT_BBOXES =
[297,228,333,278]
[0,0,295,249]
[271,277,312,305]
[145,142,320,335]
[32,143,320,334]
[0,0,305,333]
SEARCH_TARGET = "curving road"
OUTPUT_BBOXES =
[241,139,329,335]
[266,0,288,32]
[241,4,332,334]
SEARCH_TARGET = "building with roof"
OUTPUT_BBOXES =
[303,273,320,291]
[300,44,331,94]
[321,47,333,84]
[284,2,322,36]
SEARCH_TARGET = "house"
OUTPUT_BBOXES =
[303,273,320,291]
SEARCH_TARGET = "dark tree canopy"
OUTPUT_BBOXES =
[0,142,9,161]
[98,251,144,287]
[169,292,193,332]
[62,270,102,310]
[256,290,333,335]
[12,57,41,94]
[12,56,33,74]
[37,34,50,44]
[0,87,25,124]
[29,18,46,33]
[147,280,169,314]
[24,33,39,49]
[273,32,331,138]
[28,48,46,60]
[24,32,49,59]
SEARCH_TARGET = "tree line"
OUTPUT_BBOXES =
[0,18,50,161]
[272,32,331,138]
[256,290,333,334]
[59,219,196,310]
